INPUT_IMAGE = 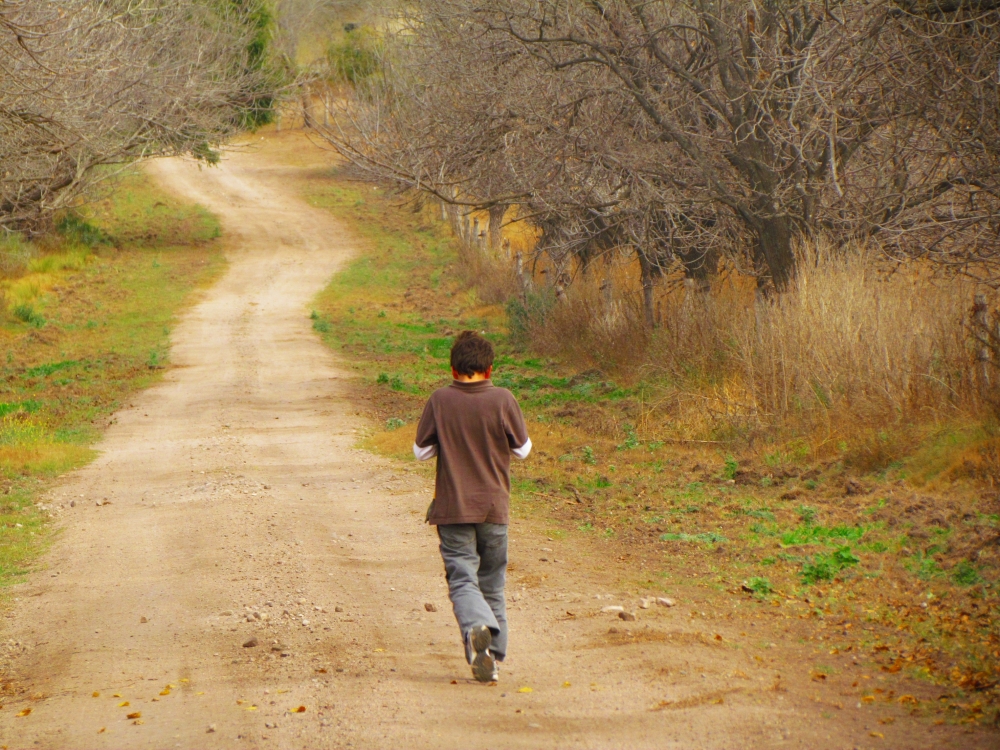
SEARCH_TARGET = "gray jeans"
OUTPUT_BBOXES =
[436,522,508,662]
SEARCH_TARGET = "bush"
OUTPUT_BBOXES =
[0,232,35,277]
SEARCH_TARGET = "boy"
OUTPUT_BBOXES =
[413,331,531,683]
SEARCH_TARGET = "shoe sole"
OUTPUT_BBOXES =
[469,626,495,683]
[472,650,496,683]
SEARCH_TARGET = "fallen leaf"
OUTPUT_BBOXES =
[132,720,143,725]
[165,684,175,689]
[127,712,141,720]
[97,728,105,734]
[714,634,723,641]
[159,689,170,696]
[316,668,327,674]
[374,648,385,653]
[898,695,918,705]
[118,701,130,707]
[236,699,245,705]
[290,705,306,713]
[196,691,205,696]
[16,708,31,717]
[450,680,457,685]
[246,706,257,711]
[862,696,875,703]
[869,731,884,738]
[113,693,122,698]
[179,679,189,683]
[517,687,533,694]
[878,717,895,725]
[562,682,571,688]
[92,692,100,698]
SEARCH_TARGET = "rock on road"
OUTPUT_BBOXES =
[0,138,982,750]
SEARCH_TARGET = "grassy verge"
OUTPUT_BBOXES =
[303,160,1000,721]
[0,168,225,591]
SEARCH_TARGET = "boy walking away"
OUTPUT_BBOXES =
[413,331,531,683]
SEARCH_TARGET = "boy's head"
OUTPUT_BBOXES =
[450,330,494,377]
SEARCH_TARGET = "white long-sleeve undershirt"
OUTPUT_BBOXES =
[412,437,532,461]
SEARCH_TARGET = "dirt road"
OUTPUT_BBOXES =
[0,140,989,749]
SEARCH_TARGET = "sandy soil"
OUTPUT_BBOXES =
[0,137,993,749]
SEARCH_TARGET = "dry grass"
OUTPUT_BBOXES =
[510,241,981,462]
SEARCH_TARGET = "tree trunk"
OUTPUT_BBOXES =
[638,252,657,328]
[756,216,796,291]
[488,203,507,254]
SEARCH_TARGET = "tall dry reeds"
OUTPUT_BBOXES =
[507,241,982,450]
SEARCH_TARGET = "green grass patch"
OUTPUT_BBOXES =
[0,166,225,592]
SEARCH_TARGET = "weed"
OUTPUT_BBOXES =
[582,445,596,465]
[56,213,108,247]
[952,560,982,586]
[800,546,860,585]
[390,374,404,391]
[385,417,406,430]
[660,531,728,544]
[744,576,773,595]
[797,505,819,524]
[617,424,639,451]
[722,454,739,480]
[377,372,389,385]
[804,479,818,490]
[12,303,45,327]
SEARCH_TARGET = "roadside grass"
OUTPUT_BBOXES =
[0,167,225,591]
[303,156,1000,717]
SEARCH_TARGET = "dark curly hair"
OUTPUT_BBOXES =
[450,330,494,376]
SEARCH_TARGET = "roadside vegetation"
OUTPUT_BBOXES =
[0,170,225,592]
[303,156,1000,725]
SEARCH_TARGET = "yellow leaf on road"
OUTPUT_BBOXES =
[869,731,884,739]
[92,692,100,698]
[16,708,31,717]
[113,693,122,698]
[159,689,170,696]
[517,687,532,693]
[126,712,141,720]
[118,701,130,707]
[290,705,306,713]
[561,682,571,688]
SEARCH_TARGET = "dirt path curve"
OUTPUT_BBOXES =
[0,142,984,750]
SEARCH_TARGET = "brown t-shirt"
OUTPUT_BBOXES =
[415,380,530,525]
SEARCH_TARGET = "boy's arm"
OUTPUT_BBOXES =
[412,398,438,461]
[505,395,532,460]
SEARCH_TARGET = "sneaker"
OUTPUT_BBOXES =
[466,625,496,683]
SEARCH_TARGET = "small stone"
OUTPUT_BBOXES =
[608,627,619,634]
[207,724,216,733]
[335,606,344,613]
[243,637,259,648]
[301,619,310,626]
[639,598,654,609]
[424,603,437,612]
[656,597,675,607]
[297,598,307,605]
[601,605,624,614]
[246,615,254,622]
[618,611,637,622]
[70,500,76,507]
[253,611,261,620]
[220,610,233,616]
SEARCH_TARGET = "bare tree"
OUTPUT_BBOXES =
[0,0,275,233]
[320,0,1000,302]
